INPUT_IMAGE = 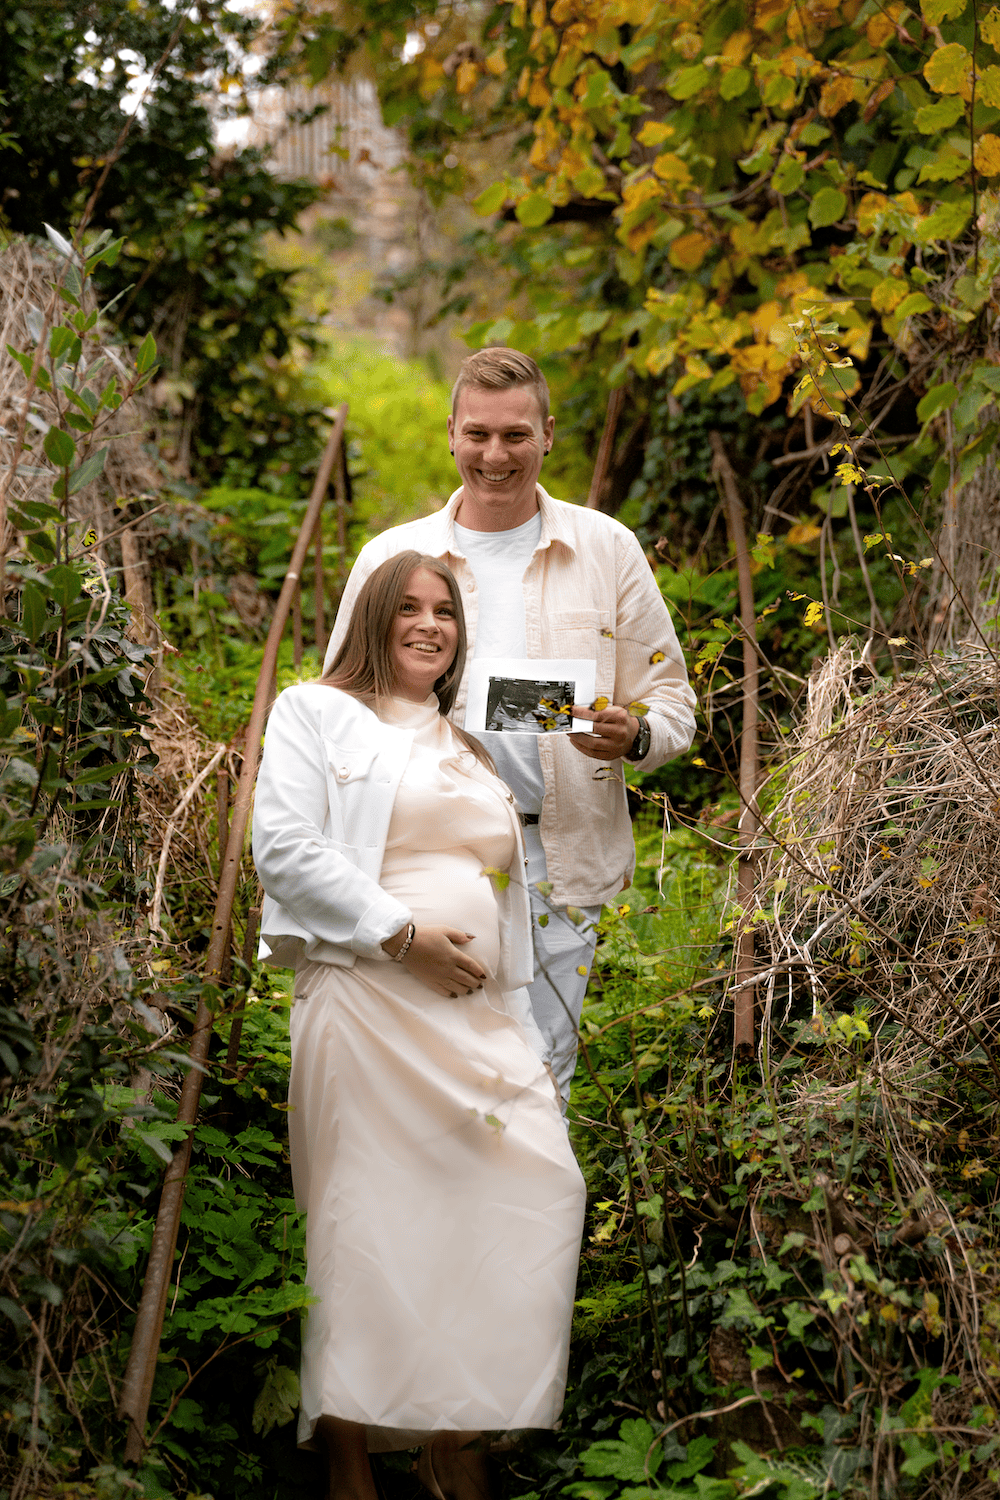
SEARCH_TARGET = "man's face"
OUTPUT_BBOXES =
[447,384,555,531]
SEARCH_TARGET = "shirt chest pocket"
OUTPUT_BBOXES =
[548,609,614,693]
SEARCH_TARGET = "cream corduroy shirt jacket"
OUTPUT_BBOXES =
[323,487,697,908]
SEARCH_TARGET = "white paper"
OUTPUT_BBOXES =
[463,658,597,735]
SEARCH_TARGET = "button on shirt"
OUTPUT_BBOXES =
[453,512,545,818]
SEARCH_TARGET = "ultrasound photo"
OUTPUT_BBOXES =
[485,677,575,733]
[464,657,595,736]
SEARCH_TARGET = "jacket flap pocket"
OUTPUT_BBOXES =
[323,739,378,785]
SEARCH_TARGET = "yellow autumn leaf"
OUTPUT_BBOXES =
[921,0,967,21]
[787,522,822,545]
[722,29,752,63]
[527,70,551,107]
[652,152,693,186]
[871,278,908,313]
[649,650,666,664]
[670,231,712,269]
[803,600,825,627]
[628,701,650,717]
[983,5,1000,47]
[856,191,889,234]
[867,1,903,46]
[974,133,1000,175]
[484,48,507,76]
[455,58,480,95]
[923,43,973,99]
[592,696,609,711]
[819,73,860,117]
[637,121,675,146]
[481,866,510,890]
[977,65,1000,108]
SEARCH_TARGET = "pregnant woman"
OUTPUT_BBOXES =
[252,552,586,1500]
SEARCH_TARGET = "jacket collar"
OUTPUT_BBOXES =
[435,484,576,559]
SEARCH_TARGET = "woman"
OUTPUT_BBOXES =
[252,552,586,1500]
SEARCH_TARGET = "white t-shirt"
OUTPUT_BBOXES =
[453,512,545,816]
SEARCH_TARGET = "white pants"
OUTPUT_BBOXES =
[523,825,601,1107]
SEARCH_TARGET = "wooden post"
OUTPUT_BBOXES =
[334,441,348,605]
[119,405,349,1463]
[292,579,303,670]
[216,766,233,986]
[586,385,626,510]
[709,432,759,1057]
[314,520,326,659]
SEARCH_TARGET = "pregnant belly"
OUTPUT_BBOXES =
[379,849,503,976]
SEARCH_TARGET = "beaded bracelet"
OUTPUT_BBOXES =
[390,922,416,963]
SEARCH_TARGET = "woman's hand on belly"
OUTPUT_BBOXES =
[384,924,487,998]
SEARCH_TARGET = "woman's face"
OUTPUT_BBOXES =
[390,567,460,702]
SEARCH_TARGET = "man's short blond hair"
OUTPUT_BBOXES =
[450,347,550,424]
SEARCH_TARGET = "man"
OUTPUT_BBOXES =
[324,348,696,1102]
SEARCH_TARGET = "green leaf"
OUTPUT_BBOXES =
[252,1363,301,1437]
[70,759,136,787]
[895,292,934,317]
[578,310,611,337]
[49,325,75,359]
[67,445,109,494]
[772,156,805,195]
[20,582,48,643]
[921,0,966,24]
[808,186,847,227]
[917,381,959,422]
[515,192,555,227]
[46,565,83,609]
[138,1131,175,1165]
[136,331,157,374]
[915,95,966,133]
[472,181,507,216]
[666,1433,716,1481]
[973,363,1000,391]
[15,500,63,523]
[720,66,751,100]
[5,343,35,379]
[917,199,971,242]
[580,1419,661,1482]
[670,63,710,100]
[43,426,75,468]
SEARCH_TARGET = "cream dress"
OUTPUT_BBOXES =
[288,697,587,1452]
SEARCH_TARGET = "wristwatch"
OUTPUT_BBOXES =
[625,716,651,763]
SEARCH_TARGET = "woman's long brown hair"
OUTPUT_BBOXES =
[322,551,495,771]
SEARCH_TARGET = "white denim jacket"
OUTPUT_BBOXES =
[251,684,534,994]
[323,487,698,907]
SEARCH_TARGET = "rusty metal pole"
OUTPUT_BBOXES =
[120,404,348,1462]
[709,431,759,1057]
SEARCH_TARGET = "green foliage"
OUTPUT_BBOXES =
[0,0,322,492]
[305,335,460,532]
